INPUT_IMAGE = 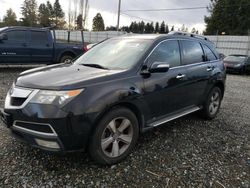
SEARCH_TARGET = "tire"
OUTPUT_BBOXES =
[200,87,222,120]
[88,107,139,165]
[60,55,74,63]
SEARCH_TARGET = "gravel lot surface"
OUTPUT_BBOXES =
[0,68,250,187]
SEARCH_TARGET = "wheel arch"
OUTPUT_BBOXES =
[92,102,145,135]
[58,50,76,62]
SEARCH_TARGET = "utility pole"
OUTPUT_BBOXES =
[117,0,121,31]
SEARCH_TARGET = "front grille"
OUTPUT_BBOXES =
[10,97,27,106]
[14,121,54,134]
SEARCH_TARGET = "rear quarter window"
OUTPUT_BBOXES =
[202,44,217,61]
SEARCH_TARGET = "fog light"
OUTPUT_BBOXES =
[35,139,60,149]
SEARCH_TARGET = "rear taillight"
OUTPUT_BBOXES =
[82,45,88,52]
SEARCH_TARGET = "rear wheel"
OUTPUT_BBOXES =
[200,87,222,119]
[89,107,139,165]
[60,55,74,63]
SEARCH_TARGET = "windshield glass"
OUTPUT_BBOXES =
[75,38,152,70]
[224,56,246,63]
[0,27,7,32]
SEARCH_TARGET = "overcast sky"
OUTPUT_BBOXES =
[0,0,211,32]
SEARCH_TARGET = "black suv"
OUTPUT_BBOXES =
[0,32,226,164]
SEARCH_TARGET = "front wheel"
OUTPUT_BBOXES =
[89,107,139,165]
[200,87,222,119]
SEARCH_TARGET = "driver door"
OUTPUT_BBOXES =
[142,40,190,121]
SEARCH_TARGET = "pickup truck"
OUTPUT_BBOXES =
[0,26,87,64]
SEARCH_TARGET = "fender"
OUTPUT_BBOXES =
[63,79,150,129]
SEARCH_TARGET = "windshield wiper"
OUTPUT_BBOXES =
[82,64,109,70]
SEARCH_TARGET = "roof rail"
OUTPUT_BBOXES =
[168,31,210,41]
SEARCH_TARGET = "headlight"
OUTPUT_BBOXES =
[30,89,84,105]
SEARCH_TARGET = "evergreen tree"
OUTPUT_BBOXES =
[149,22,154,33]
[171,26,174,31]
[3,8,17,26]
[165,25,169,33]
[92,13,105,31]
[21,0,38,26]
[155,22,159,33]
[38,3,51,27]
[53,0,65,28]
[160,21,165,33]
[144,23,150,33]
[76,14,83,29]
[138,21,145,33]
[204,0,250,35]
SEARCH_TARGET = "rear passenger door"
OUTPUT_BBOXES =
[0,29,30,63]
[29,30,53,63]
[180,40,213,106]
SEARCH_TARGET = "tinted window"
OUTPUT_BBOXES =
[31,31,48,44]
[6,30,26,42]
[147,40,181,68]
[203,45,217,61]
[181,40,204,65]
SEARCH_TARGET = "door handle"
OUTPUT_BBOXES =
[176,74,186,79]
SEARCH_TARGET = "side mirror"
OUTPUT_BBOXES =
[0,33,8,41]
[149,62,170,73]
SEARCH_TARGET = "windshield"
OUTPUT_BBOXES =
[75,38,152,70]
[224,56,246,63]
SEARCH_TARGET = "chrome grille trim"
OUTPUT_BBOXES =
[12,120,57,137]
[4,85,39,110]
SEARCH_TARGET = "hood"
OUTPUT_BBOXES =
[224,60,245,67]
[15,64,124,90]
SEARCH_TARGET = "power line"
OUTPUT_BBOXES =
[123,4,250,12]
[121,12,154,22]
[123,6,207,12]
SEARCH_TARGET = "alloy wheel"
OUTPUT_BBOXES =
[209,91,220,115]
[101,117,133,158]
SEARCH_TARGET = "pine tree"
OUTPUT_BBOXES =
[92,13,105,31]
[155,22,159,33]
[76,14,83,29]
[160,21,165,33]
[53,0,65,29]
[204,0,250,35]
[171,26,174,31]
[3,8,17,26]
[21,0,38,26]
[165,25,169,34]
[138,21,145,34]
[38,3,51,27]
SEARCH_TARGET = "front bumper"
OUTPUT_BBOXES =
[0,104,92,152]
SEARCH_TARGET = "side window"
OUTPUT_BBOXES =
[147,40,181,68]
[181,40,204,65]
[6,30,26,43]
[31,31,48,45]
[202,44,217,61]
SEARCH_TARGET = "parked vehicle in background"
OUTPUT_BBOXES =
[223,54,250,74]
[219,53,226,60]
[0,27,87,65]
[0,32,226,165]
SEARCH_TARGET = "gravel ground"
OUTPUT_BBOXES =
[0,68,250,187]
